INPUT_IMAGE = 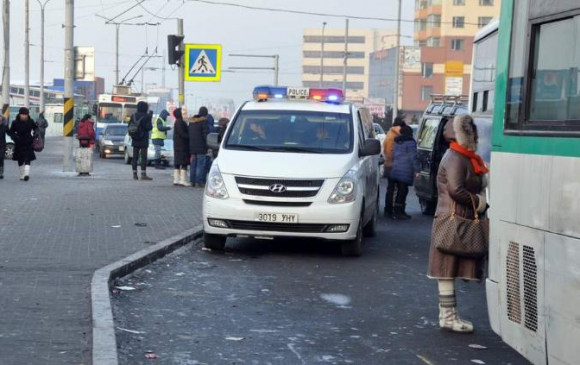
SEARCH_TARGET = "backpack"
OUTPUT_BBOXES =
[128,114,146,140]
[77,120,95,148]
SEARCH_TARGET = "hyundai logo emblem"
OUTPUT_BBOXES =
[269,184,287,193]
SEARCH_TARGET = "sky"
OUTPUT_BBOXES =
[1,0,415,107]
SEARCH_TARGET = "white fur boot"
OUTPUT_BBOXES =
[173,169,180,186]
[439,304,474,333]
[24,165,30,181]
[19,165,25,180]
[179,169,192,187]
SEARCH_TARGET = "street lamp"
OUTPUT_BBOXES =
[320,22,327,88]
[36,0,51,113]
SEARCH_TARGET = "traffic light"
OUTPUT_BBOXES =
[167,35,185,66]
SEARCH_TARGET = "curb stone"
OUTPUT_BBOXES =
[91,226,203,365]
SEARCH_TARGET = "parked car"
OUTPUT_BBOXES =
[123,132,174,166]
[4,134,14,160]
[97,124,128,158]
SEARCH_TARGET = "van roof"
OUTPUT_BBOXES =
[242,100,352,114]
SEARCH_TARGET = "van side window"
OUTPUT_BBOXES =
[418,119,440,149]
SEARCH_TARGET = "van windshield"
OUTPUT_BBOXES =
[225,110,353,154]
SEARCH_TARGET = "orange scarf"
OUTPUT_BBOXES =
[450,142,489,175]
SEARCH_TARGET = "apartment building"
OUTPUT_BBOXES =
[302,28,397,101]
[405,0,501,114]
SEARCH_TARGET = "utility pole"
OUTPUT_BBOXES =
[342,19,349,95]
[229,54,280,86]
[177,18,184,107]
[1,0,9,118]
[320,22,327,88]
[36,0,51,113]
[393,0,402,123]
[274,55,279,86]
[24,0,30,108]
[162,52,166,89]
[63,0,75,172]
[115,24,120,85]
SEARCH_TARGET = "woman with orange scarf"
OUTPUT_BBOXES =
[427,115,489,334]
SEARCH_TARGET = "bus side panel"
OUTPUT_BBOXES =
[545,233,580,365]
[496,220,547,365]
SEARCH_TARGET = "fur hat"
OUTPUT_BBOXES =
[453,115,478,152]
[19,107,30,115]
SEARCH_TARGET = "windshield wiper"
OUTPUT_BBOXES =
[228,144,276,152]
[274,147,324,154]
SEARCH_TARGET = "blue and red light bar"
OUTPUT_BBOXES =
[252,86,344,104]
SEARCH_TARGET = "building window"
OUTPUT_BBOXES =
[479,0,494,5]
[422,63,434,78]
[415,19,428,32]
[427,14,441,29]
[303,81,365,90]
[453,0,465,5]
[416,0,428,10]
[303,66,365,75]
[421,86,433,101]
[427,37,441,47]
[528,16,580,126]
[451,39,464,51]
[453,17,465,28]
[415,40,427,47]
[478,17,493,28]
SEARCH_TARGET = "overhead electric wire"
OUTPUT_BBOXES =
[185,0,484,26]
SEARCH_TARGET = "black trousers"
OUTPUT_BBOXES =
[385,176,397,212]
[393,180,410,207]
[132,147,148,171]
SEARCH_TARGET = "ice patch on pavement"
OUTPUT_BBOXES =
[320,293,351,306]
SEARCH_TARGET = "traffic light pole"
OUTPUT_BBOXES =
[1,0,10,118]
[177,18,184,108]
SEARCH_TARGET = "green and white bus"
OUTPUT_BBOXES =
[487,1,580,364]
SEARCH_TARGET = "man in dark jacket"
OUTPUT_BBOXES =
[0,115,7,179]
[36,112,49,141]
[130,101,153,181]
[151,109,172,170]
[188,108,210,187]
[390,124,420,220]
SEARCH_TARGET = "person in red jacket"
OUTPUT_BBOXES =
[77,114,95,148]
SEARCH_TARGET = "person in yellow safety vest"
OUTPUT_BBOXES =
[151,109,172,170]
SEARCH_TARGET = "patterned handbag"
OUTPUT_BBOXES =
[433,194,489,259]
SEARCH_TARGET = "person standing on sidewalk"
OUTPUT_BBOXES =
[389,124,420,220]
[172,108,191,187]
[383,117,405,217]
[188,107,210,188]
[199,107,215,175]
[129,101,153,181]
[36,111,49,142]
[9,107,38,181]
[151,109,172,170]
[427,115,489,334]
[0,115,7,179]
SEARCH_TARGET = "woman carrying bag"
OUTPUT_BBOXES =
[427,115,489,334]
[9,107,39,181]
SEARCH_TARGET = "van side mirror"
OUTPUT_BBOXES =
[360,138,381,157]
[207,133,220,151]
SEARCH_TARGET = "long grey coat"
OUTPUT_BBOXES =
[427,116,487,281]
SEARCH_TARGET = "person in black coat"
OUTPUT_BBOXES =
[0,115,8,179]
[188,109,210,187]
[9,107,38,181]
[172,108,190,186]
[130,101,153,181]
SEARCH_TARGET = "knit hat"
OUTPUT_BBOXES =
[19,107,30,115]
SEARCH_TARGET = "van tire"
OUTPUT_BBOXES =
[420,198,436,216]
[204,233,227,251]
[363,189,379,237]
[342,215,363,257]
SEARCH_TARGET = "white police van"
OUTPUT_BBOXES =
[203,86,381,256]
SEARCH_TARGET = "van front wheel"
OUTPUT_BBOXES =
[342,216,363,257]
[204,233,227,251]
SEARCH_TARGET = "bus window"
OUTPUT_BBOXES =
[124,104,138,122]
[98,103,123,123]
[418,119,440,149]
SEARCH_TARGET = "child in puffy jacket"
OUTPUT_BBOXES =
[390,124,420,220]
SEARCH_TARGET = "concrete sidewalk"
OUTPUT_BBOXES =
[0,138,203,365]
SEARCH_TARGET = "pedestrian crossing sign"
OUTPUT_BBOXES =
[184,44,222,82]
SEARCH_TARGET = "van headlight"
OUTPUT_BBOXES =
[328,169,357,204]
[206,164,229,200]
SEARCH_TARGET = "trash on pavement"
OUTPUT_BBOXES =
[115,286,137,291]
[202,247,212,252]
[175,272,185,276]
[135,223,148,227]
[117,327,145,335]
[111,225,121,228]
[469,344,488,350]
[145,353,158,359]
[225,337,245,341]
[471,360,485,364]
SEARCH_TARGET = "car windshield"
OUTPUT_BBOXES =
[105,126,127,136]
[225,110,353,154]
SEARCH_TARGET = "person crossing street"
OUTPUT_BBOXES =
[151,109,172,170]
[129,101,153,181]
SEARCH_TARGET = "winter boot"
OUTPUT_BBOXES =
[400,204,411,219]
[0,165,4,179]
[439,305,474,333]
[173,170,180,186]
[24,165,30,181]
[179,169,192,187]
[133,171,139,180]
[19,165,25,180]
[384,201,394,218]
[140,171,153,181]
[154,159,166,170]
[393,204,411,220]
